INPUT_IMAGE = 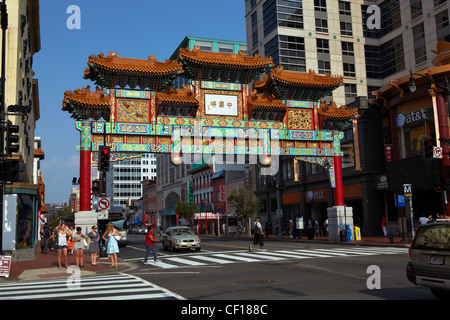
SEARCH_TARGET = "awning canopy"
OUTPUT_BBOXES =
[210,170,225,180]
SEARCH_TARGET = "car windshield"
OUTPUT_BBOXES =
[172,228,195,236]
[413,224,450,250]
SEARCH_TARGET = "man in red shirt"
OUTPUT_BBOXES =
[144,224,160,264]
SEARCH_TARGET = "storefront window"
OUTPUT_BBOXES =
[17,194,34,249]
[341,142,355,168]
[397,107,434,159]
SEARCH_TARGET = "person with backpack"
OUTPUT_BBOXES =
[249,217,266,252]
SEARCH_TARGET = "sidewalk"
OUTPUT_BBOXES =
[0,235,409,282]
[0,247,135,283]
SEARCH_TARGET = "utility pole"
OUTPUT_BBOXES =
[0,0,7,255]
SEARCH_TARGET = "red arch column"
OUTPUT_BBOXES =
[79,122,92,212]
[334,155,344,206]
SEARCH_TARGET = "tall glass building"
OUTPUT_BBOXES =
[106,154,157,208]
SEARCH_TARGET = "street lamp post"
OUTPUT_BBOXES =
[204,198,208,236]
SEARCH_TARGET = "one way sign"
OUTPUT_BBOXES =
[98,198,111,210]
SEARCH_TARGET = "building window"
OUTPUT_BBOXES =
[278,1,304,30]
[339,1,351,15]
[314,0,327,12]
[345,83,357,98]
[218,43,234,54]
[268,35,306,72]
[436,10,449,31]
[410,0,423,20]
[340,21,353,36]
[318,60,331,75]
[315,18,328,33]
[343,63,356,77]
[196,41,212,52]
[415,47,427,64]
[412,23,425,42]
[341,41,354,56]
[252,11,258,48]
[435,0,447,8]
[362,0,402,39]
[316,38,329,54]
[263,0,277,37]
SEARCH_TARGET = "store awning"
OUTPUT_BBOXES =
[210,170,225,180]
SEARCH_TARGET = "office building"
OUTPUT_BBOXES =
[106,153,157,209]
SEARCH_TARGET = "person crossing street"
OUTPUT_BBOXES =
[249,217,266,252]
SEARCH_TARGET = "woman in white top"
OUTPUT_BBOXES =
[56,224,72,270]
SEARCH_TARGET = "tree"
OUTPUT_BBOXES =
[227,189,262,236]
[175,201,197,224]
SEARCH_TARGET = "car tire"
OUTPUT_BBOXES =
[169,243,175,252]
[195,247,201,251]
[431,288,450,300]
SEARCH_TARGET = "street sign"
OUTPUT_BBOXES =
[404,184,412,197]
[276,209,283,217]
[0,256,12,278]
[397,195,405,207]
[433,146,443,159]
[98,198,111,211]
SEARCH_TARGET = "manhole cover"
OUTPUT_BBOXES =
[238,280,275,285]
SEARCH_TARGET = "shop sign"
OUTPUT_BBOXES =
[306,189,327,202]
[0,256,11,278]
[396,108,432,128]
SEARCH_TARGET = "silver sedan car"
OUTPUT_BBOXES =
[162,226,201,252]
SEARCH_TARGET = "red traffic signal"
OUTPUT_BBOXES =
[98,145,111,172]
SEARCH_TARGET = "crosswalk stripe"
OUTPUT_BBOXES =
[0,273,183,300]
[190,255,235,264]
[252,251,310,259]
[296,249,350,256]
[212,253,262,262]
[235,252,286,260]
[321,248,386,255]
[138,246,408,269]
[164,257,208,266]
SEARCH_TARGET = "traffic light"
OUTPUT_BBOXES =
[0,159,26,183]
[92,179,100,196]
[5,120,19,156]
[98,145,111,172]
[421,136,433,160]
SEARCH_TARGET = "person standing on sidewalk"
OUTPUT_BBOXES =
[143,224,160,264]
[87,225,100,266]
[249,217,266,252]
[56,224,73,270]
[72,227,89,269]
[40,223,51,254]
[102,223,120,267]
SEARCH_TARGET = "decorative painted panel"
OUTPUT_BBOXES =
[288,109,313,130]
[116,99,150,123]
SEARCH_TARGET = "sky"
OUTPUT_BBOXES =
[33,0,247,204]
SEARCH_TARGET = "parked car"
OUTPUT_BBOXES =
[406,221,450,299]
[162,226,201,252]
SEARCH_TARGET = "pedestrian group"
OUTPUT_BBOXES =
[40,223,121,270]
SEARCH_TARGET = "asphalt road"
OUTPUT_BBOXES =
[121,234,436,301]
